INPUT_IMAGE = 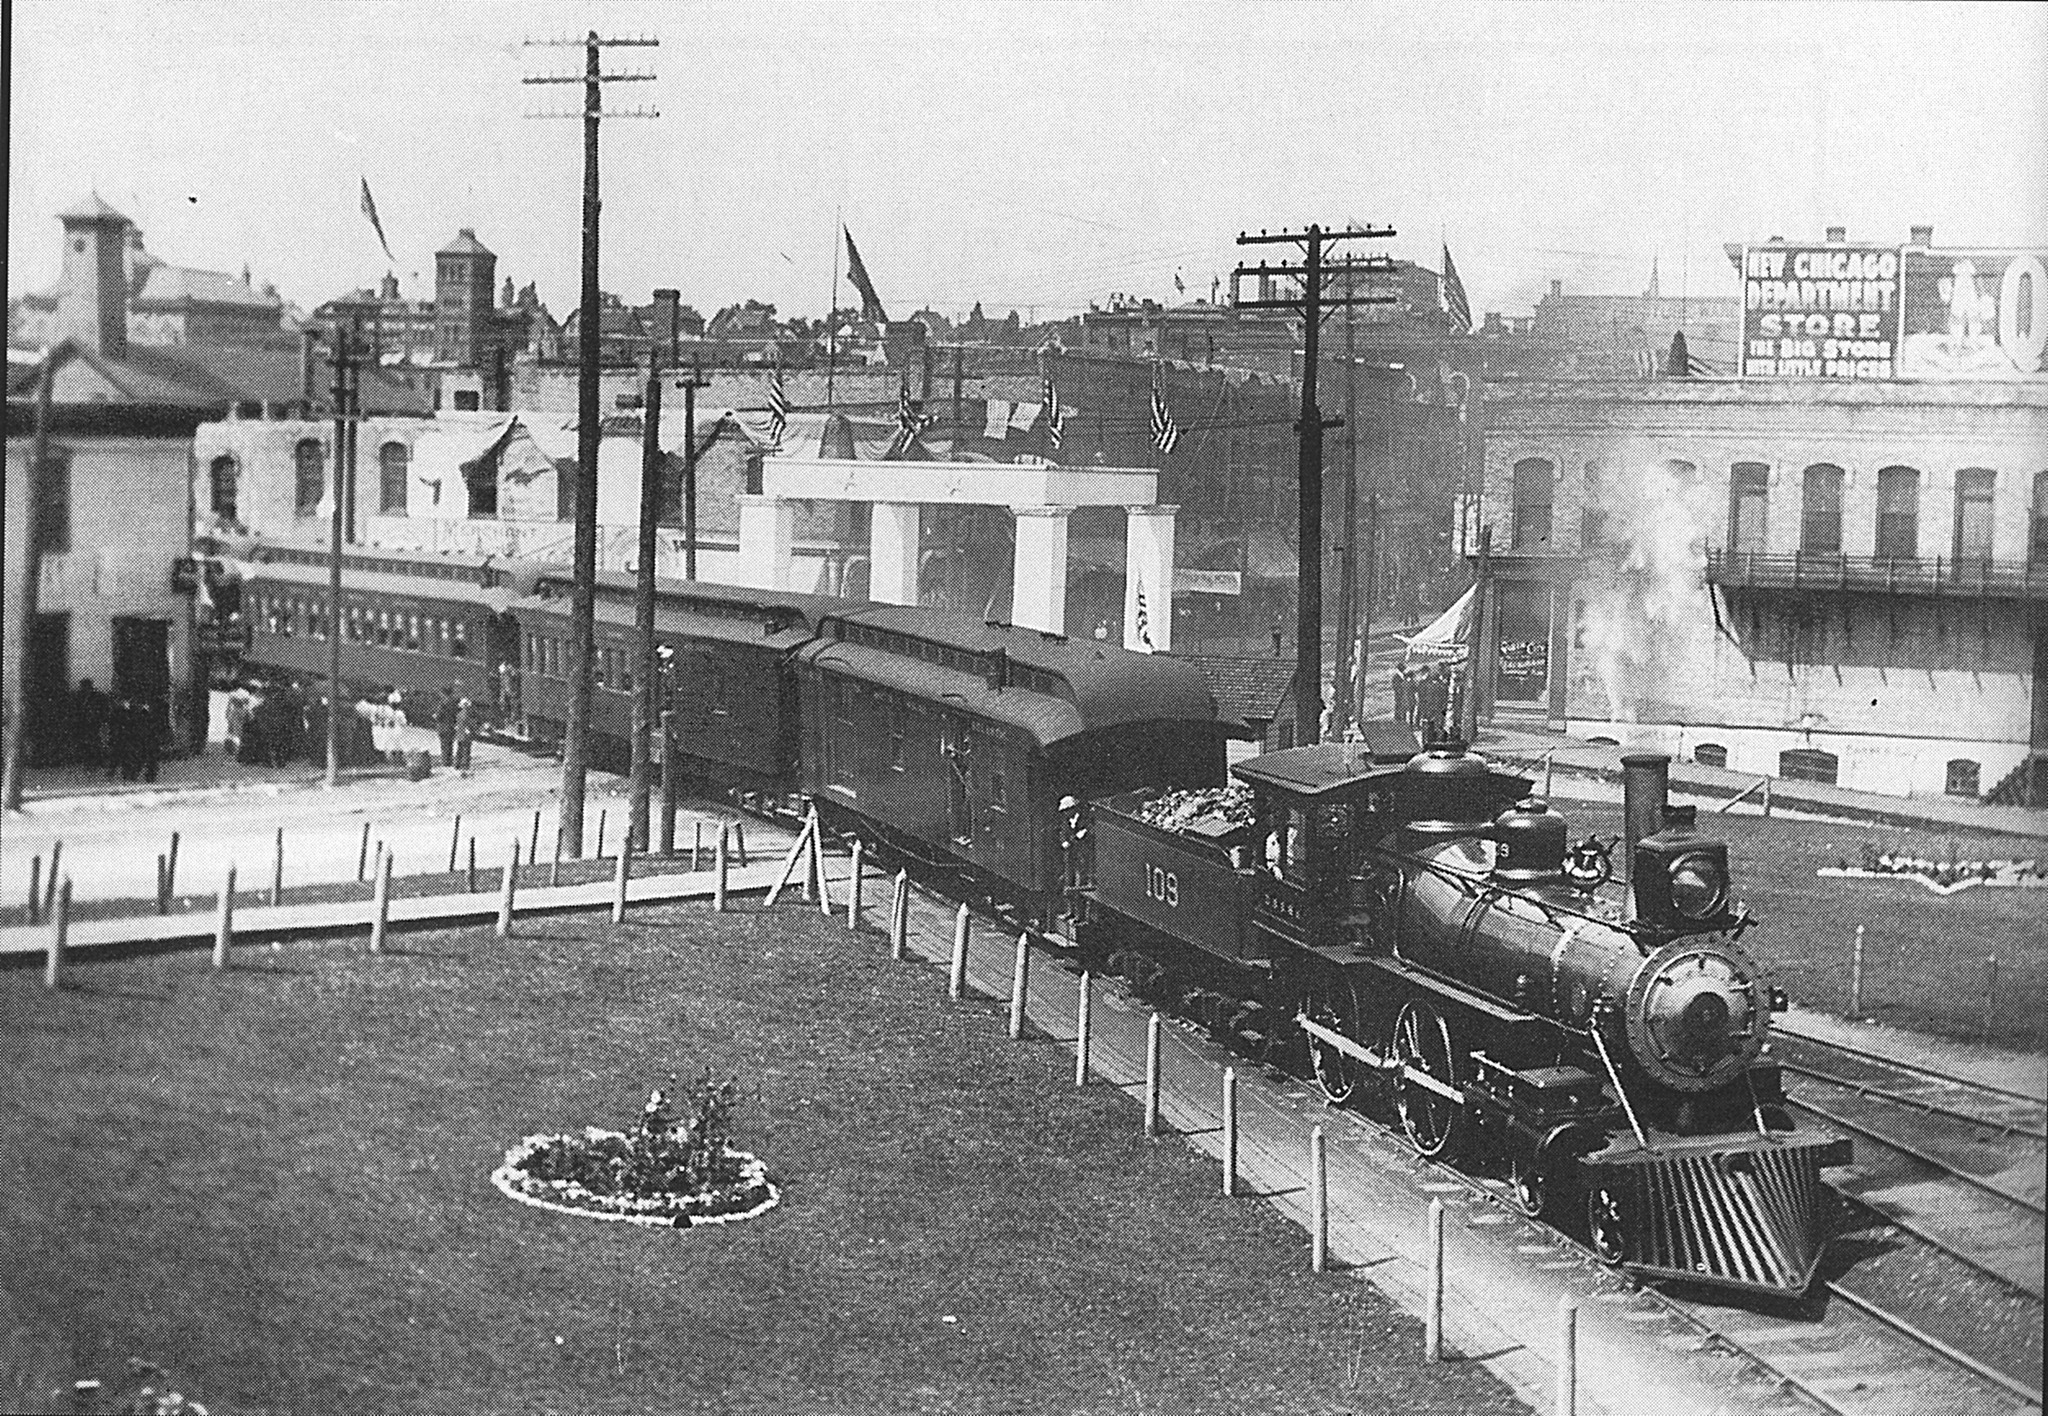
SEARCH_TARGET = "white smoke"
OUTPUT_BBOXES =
[1575,456,1716,723]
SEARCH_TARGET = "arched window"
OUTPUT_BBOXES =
[1778,748,1838,784]
[2033,471,2048,567]
[1876,465,1920,560]
[379,442,409,514]
[1945,758,1981,798]
[1952,469,1995,562]
[1800,464,1844,554]
[1512,457,1553,549]
[294,438,326,515]
[209,454,240,522]
[1692,743,1729,769]
[1728,463,1769,554]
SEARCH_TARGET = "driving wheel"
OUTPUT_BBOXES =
[1303,974,1362,1106]
[1389,1001,1467,1159]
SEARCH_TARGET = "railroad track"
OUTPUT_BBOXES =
[853,847,2041,1416]
[1772,1030,2045,1301]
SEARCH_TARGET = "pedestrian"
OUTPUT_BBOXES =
[138,697,163,782]
[71,678,108,768]
[496,661,516,723]
[224,683,254,758]
[453,696,476,773]
[434,685,459,767]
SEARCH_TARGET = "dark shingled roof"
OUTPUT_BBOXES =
[1185,654,1296,734]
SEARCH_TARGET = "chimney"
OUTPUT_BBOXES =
[1824,225,1846,243]
[1549,279,1563,298]
[55,195,131,359]
[1620,753,1671,893]
[1909,224,1934,247]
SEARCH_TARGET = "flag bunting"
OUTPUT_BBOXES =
[1042,373,1065,452]
[1133,577,1154,651]
[767,366,788,445]
[1149,365,1180,455]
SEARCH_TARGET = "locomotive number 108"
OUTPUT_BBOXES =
[1144,864,1180,908]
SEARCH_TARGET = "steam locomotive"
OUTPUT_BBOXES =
[225,537,1846,1294]
[1078,745,1849,1295]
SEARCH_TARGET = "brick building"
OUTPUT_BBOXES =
[1473,336,2047,800]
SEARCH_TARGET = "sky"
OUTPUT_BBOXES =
[9,0,2047,327]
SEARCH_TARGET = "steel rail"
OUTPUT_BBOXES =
[1786,1093,2045,1215]
[1835,1191,2045,1301]
[1823,1279,2044,1408]
[1773,1026,2046,1110]
[1780,1056,2048,1141]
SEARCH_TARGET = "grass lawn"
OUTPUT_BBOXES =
[1562,802,2046,1051]
[1,902,1526,1416]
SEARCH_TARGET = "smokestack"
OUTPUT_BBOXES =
[1621,753,1671,884]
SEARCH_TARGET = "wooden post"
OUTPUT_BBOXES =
[42,842,60,920]
[1008,931,1030,1039]
[692,820,704,871]
[612,835,631,924]
[1310,1125,1328,1273]
[948,902,970,1000]
[889,870,908,960]
[370,849,392,954]
[156,855,168,915]
[269,826,283,906]
[1144,1012,1162,1137]
[1848,924,1866,1017]
[1761,777,1772,818]
[595,807,607,862]
[713,823,728,912]
[529,809,542,869]
[27,854,41,924]
[357,821,371,881]
[1222,1067,1238,1197]
[466,836,478,893]
[1075,971,1092,1086]
[165,831,180,901]
[732,821,748,867]
[496,840,520,938]
[44,878,70,989]
[448,814,462,874]
[847,839,864,930]
[1982,954,1999,1040]
[658,711,678,856]
[1557,1297,1578,1416]
[1425,1198,1444,1360]
[213,865,235,968]
[551,826,563,888]
[765,813,814,908]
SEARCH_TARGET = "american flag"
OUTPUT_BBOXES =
[1441,242,1472,333]
[893,377,935,448]
[1149,366,1180,455]
[767,366,788,445]
[1133,578,1155,650]
[1042,374,1064,452]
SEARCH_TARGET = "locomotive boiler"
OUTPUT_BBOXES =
[1081,742,1849,1296]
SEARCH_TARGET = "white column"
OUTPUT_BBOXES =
[734,494,797,591]
[869,502,921,605]
[1123,503,1178,653]
[1010,506,1072,635]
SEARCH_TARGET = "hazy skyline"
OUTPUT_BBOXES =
[9,0,2047,327]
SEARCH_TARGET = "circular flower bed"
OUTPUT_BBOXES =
[491,1074,779,1229]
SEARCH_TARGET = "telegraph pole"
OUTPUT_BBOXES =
[524,30,657,857]
[326,316,363,790]
[1234,226,1395,746]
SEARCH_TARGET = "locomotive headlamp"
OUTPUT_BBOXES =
[1667,851,1730,921]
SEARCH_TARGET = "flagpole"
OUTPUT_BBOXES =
[826,209,841,412]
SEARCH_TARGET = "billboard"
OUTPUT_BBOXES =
[1740,244,1901,379]
[1898,249,2048,379]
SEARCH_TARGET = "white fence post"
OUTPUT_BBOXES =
[949,903,970,1000]
[1008,932,1030,1039]
[213,865,236,969]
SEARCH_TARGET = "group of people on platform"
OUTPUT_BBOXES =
[58,678,167,782]
[1393,662,1465,746]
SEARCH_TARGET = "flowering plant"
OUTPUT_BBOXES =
[493,1071,777,1228]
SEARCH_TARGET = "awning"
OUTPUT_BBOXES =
[1398,586,1474,666]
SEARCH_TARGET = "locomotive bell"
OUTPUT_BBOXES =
[1401,742,1496,841]
[1491,797,1566,883]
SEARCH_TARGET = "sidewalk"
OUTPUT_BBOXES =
[1476,725,2048,841]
